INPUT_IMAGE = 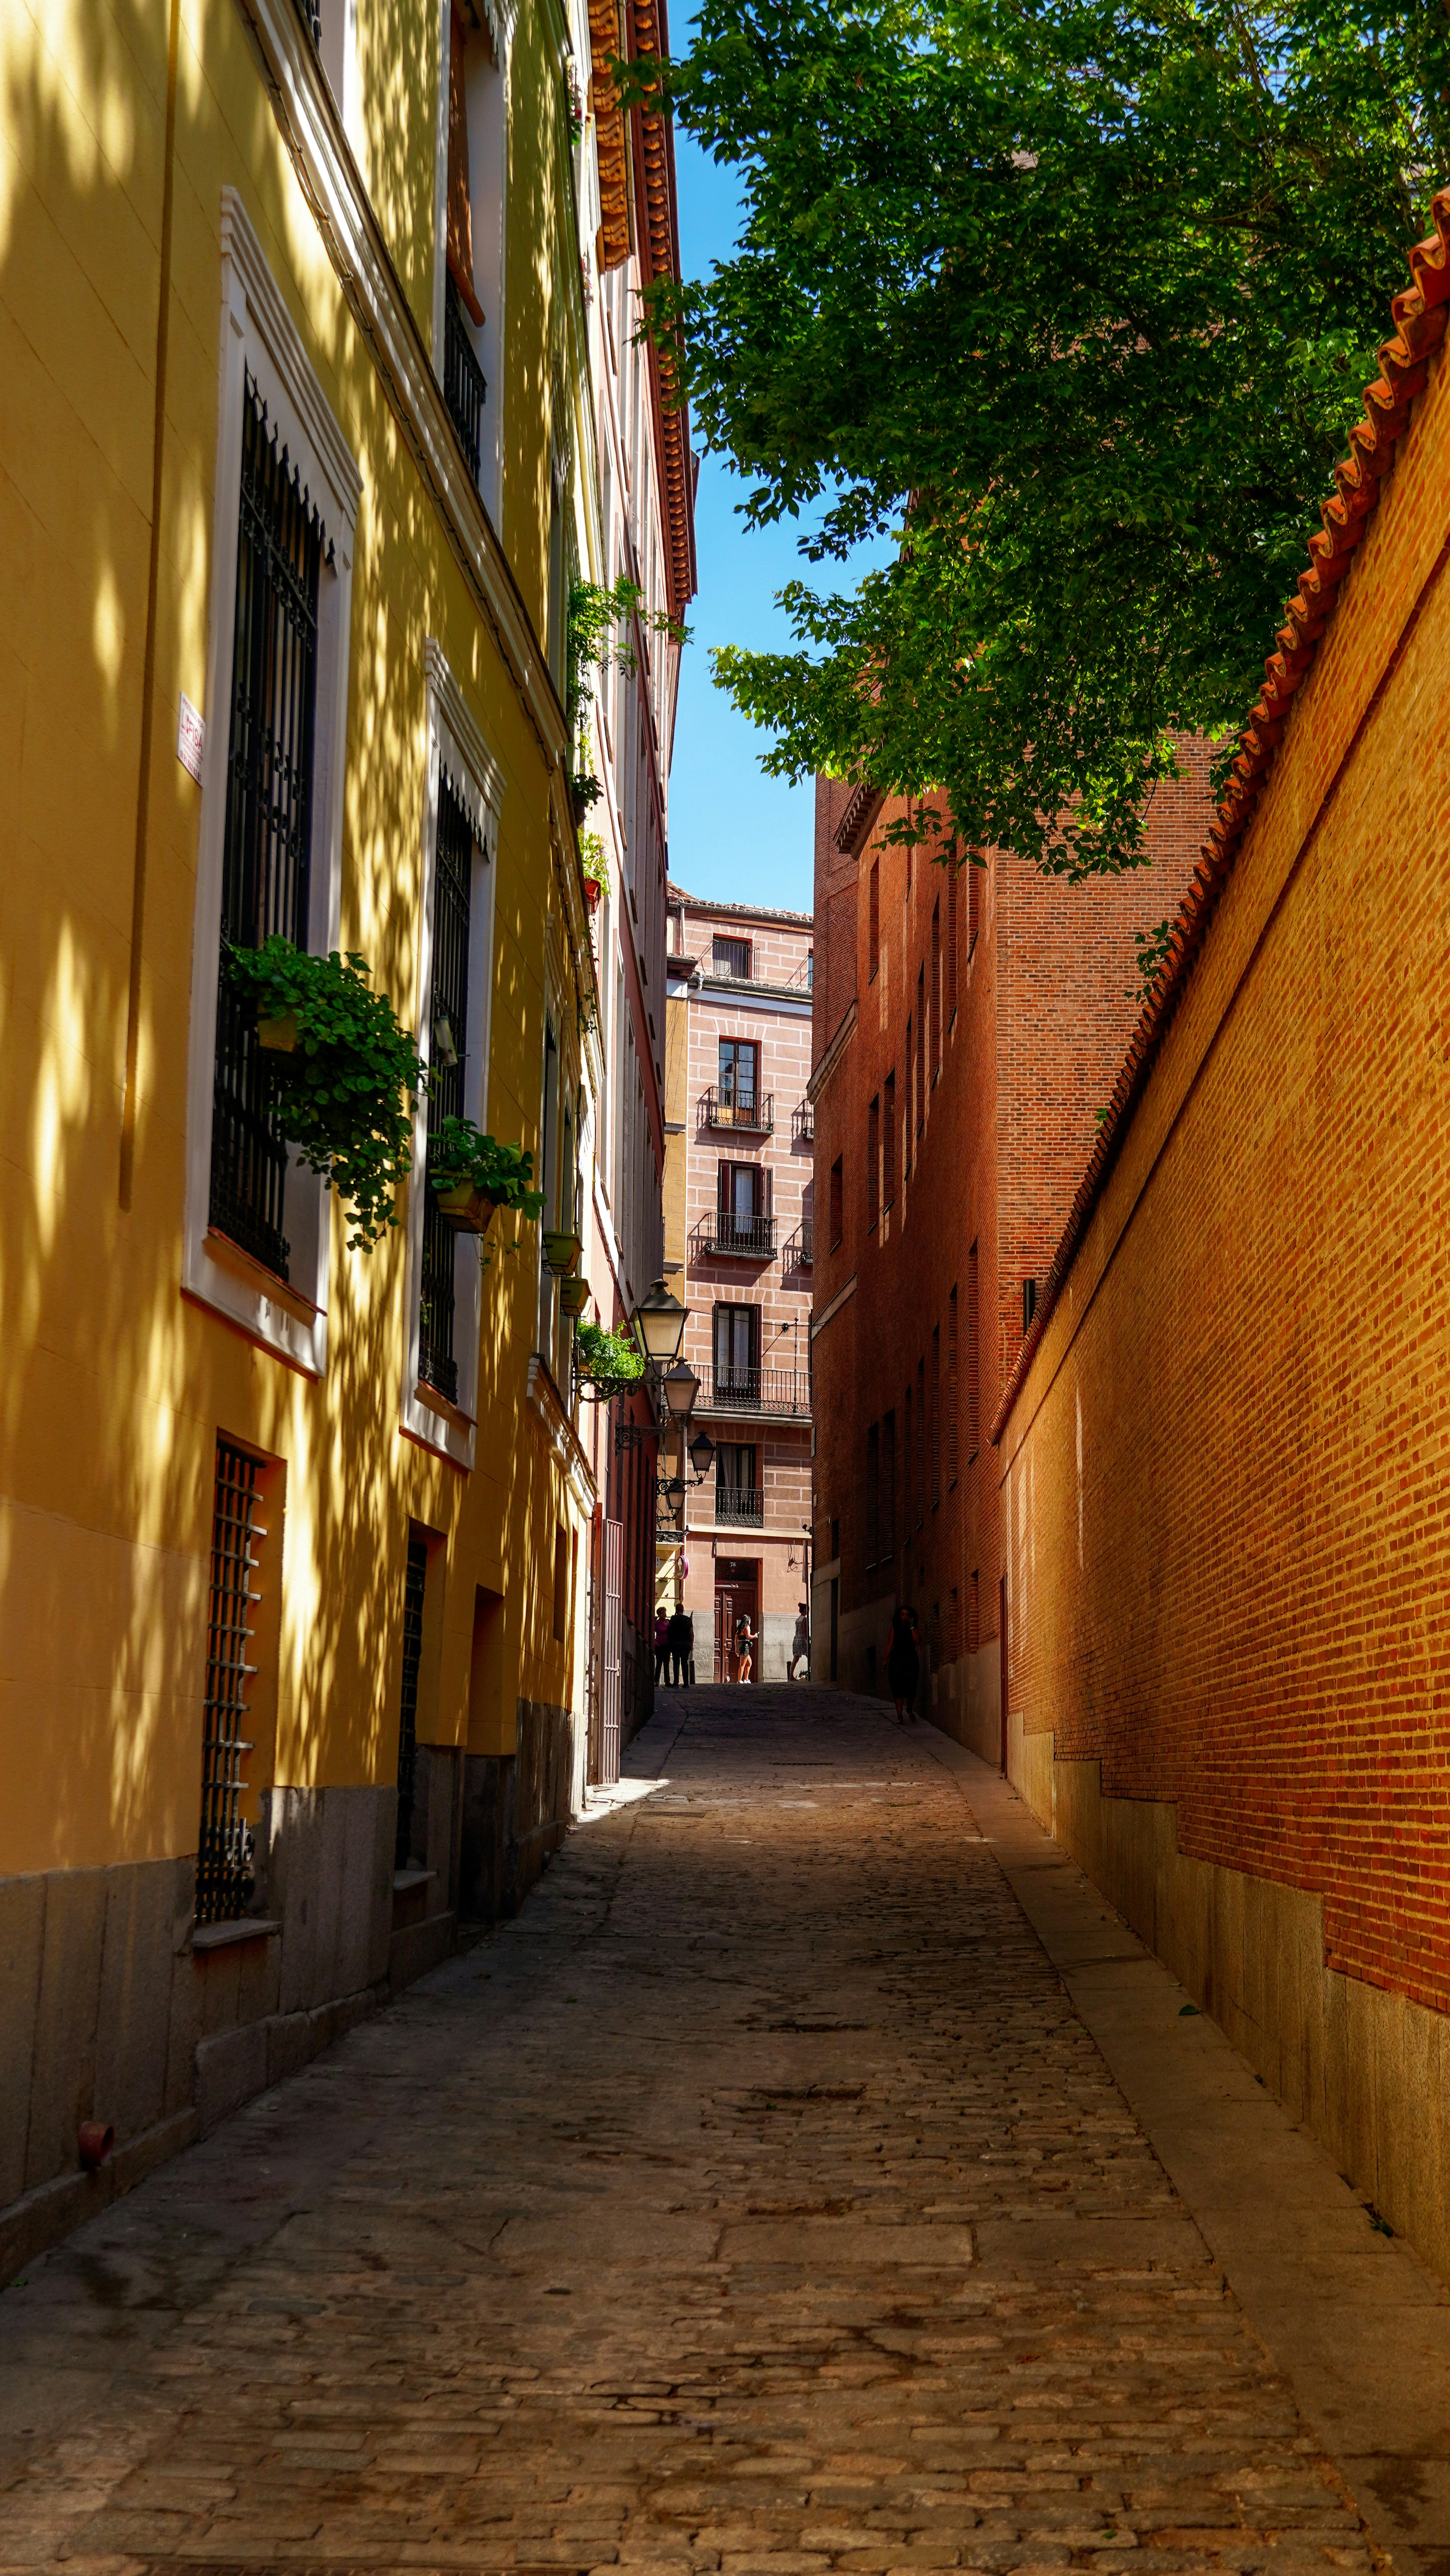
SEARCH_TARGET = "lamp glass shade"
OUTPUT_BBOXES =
[688,1428,716,1478]
[633,1277,687,1364]
[661,1360,700,1419]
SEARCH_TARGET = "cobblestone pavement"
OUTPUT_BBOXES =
[0,1687,1382,2575]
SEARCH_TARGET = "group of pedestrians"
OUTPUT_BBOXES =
[653,1605,695,1687]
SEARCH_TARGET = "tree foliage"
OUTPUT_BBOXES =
[630,0,1450,875]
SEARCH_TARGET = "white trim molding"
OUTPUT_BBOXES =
[399,640,504,1471]
[231,0,566,767]
[807,999,858,1106]
[811,1274,858,1341]
[182,196,361,1376]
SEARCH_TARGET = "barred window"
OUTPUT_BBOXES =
[420,768,474,1400]
[210,370,327,1280]
[395,1533,428,1871]
[931,1325,941,1508]
[198,1441,266,1925]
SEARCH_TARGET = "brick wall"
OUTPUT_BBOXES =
[811,773,1208,1721]
[994,311,1450,2273]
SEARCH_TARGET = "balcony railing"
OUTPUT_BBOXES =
[791,1099,814,1145]
[715,1485,765,1527]
[703,1366,811,1416]
[444,276,487,478]
[700,1086,774,1135]
[784,1221,814,1271]
[697,1212,777,1260]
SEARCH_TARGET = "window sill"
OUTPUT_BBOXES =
[205,1228,325,1324]
[392,1868,437,1894]
[414,1379,477,1432]
[191,1916,281,1953]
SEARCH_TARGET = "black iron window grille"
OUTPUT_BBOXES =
[197,1440,265,1925]
[419,766,473,1400]
[210,371,327,1280]
[444,274,487,479]
[394,1533,428,1870]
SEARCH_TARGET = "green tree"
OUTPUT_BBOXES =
[630,0,1450,875]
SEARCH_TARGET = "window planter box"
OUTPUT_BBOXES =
[432,1179,497,1235]
[256,1008,301,1053]
[543,1229,582,1275]
[559,1274,590,1317]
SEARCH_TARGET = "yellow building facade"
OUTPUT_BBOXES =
[0,0,613,2274]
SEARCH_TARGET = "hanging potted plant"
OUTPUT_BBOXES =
[428,1116,545,1237]
[574,1319,645,1396]
[225,936,423,1251]
[579,831,608,916]
[559,1274,590,1318]
[543,1227,582,1275]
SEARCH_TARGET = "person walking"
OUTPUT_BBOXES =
[789,1604,809,1680]
[653,1607,671,1687]
[735,1613,756,1686]
[885,1604,920,1724]
[667,1607,693,1687]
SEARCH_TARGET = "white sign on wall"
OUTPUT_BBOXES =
[176,692,206,783]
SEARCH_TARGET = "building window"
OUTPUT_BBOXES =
[916,967,926,1133]
[719,1037,760,1122]
[717,1159,768,1253]
[829,1154,843,1250]
[714,1302,760,1400]
[904,1382,913,1533]
[969,852,982,956]
[930,1324,941,1508]
[931,900,941,1074]
[716,1443,761,1526]
[552,1524,569,1642]
[969,1567,980,1654]
[916,1354,926,1526]
[394,1532,428,1870]
[198,1439,266,1925]
[967,1241,980,1461]
[947,857,959,1016]
[867,1094,879,1228]
[868,859,880,980]
[210,372,326,1281]
[882,1412,896,1558]
[866,1422,879,1566]
[904,1018,913,1172]
[713,935,751,980]
[947,1285,958,1485]
[1024,1276,1038,1333]
[883,1072,896,1206]
[418,767,473,1400]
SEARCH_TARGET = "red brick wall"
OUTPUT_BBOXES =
[811,772,1209,1717]
[998,333,1450,2017]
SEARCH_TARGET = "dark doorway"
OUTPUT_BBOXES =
[714,1556,760,1683]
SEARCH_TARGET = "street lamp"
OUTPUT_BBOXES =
[632,1278,687,1367]
[661,1358,700,1419]
[688,1425,716,1481]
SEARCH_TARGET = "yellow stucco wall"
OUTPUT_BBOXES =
[0,0,597,1872]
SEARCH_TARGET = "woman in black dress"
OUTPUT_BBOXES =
[885,1605,919,1723]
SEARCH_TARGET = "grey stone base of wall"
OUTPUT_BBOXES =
[460,1697,579,1924]
[0,1742,470,2287]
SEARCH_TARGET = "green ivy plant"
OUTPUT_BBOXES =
[428,1115,546,1219]
[573,1319,645,1391]
[227,937,422,1252]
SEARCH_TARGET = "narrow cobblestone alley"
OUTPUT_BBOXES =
[2,1689,1445,2576]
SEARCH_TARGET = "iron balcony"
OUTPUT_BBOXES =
[700,1211,777,1259]
[791,1099,814,1145]
[700,1086,774,1135]
[700,1366,811,1418]
[784,1221,813,1271]
[715,1486,765,1527]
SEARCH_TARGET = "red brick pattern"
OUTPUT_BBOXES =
[998,314,1450,2017]
[811,771,1209,1697]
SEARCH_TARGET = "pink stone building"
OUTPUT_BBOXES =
[664,890,814,1681]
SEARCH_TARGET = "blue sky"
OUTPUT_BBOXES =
[664,123,889,916]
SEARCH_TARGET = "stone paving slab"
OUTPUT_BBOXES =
[0,1688,1410,2576]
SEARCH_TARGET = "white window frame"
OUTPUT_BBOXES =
[432,0,511,527]
[400,641,504,1470]
[182,189,362,1377]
